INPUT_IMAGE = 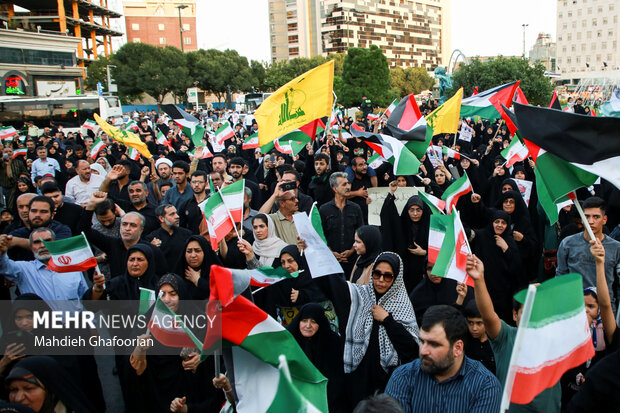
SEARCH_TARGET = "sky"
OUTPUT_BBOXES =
[196,0,557,64]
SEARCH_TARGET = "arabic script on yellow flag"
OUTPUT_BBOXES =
[256,60,334,147]
[94,113,152,159]
[427,87,463,135]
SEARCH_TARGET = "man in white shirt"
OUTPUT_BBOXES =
[65,160,105,205]
[30,147,60,183]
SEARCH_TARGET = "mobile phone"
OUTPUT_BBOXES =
[281,181,296,192]
[269,154,276,163]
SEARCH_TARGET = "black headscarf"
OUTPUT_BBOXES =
[501,178,519,193]
[175,235,222,300]
[106,243,159,301]
[354,226,383,269]
[6,356,97,413]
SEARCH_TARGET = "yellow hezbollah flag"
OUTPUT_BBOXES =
[256,60,334,147]
[427,87,463,135]
[94,114,152,159]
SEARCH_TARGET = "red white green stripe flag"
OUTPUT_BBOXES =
[367,153,385,170]
[0,126,18,140]
[442,146,461,160]
[501,273,594,409]
[215,121,234,144]
[242,132,259,149]
[431,208,474,286]
[156,130,174,150]
[204,265,328,412]
[42,233,98,273]
[127,147,140,161]
[138,287,156,315]
[82,119,98,131]
[418,190,446,216]
[201,191,235,250]
[220,179,244,223]
[188,146,213,160]
[441,172,473,214]
[89,138,106,159]
[428,214,450,264]
[384,98,399,118]
[12,148,27,159]
[148,295,203,348]
[122,120,138,131]
[501,135,529,168]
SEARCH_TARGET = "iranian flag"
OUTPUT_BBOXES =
[243,132,259,149]
[220,180,244,223]
[442,146,461,160]
[0,126,18,140]
[514,102,619,190]
[367,112,381,121]
[501,136,530,168]
[384,98,399,118]
[350,128,420,175]
[441,172,473,214]
[418,190,446,215]
[460,81,520,120]
[204,265,328,413]
[215,121,234,144]
[428,214,450,264]
[127,147,140,161]
[201,191,235,250]
[89,138,106,159]
[367,153,385,170]
[42,233,98,273]
[431,209,474,287]
[122,120,138,131]
[501,274,594,408]
[156,130,174,150]
[148,296,203,348]
[82,119,97,131]
[189,146,213,160]
[386,94,428,143]
[12,148,27,159]
[138,287,156,315]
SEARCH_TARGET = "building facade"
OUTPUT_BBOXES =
[268,0,451,69]
[123,0,197,51]
[556,0,619,84]
[529,33,556,72]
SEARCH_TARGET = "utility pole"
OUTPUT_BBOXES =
[522,23,529,59]
[177,4,188,52]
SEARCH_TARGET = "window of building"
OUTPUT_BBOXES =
[572,21,576,28]
[134,38,141,43]
[596,54,601,62]
[558,35,562,41]
[598,30,602,37]
[567,33,572,40]
[611,3,615,11]
[183,24,190,31]
[587,31,592,39]
[131,23,139,30]
[576,56,580,63]
[591,43,596,50]
[587,7,592,14]
[578,9,582,16]
[598,7,602,13]
[571,44,576,52]
[567,57,571,63]
[562,46,567,53]
[581,44,586,51]
[562,23,567,29]
[568,11,572,17]
[577,32,581,40]
[582,20,586,27]
[159,37,166,45]
[158,24,165,31]
[592,19,597,26]
[601,42,606,49]
[184,37,191,45]
[609,30,614,37]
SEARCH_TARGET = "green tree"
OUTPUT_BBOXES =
[112,43,191,103]
[85,55,110,92]
[389,67,435,98]
[250,60,267,91]
[446,57,554,106]
[340,45,392,107]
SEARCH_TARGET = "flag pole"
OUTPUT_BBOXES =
[81,232,106,292]
[568,193,597,242]
[218,180,243,241]
[500,283,537,412]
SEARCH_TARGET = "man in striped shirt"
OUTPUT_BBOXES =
[385,305,501,413]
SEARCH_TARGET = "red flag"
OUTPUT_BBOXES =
[472,87,479,95]
[549,90,562,110]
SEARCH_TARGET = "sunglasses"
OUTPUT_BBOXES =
[371,270,394,282]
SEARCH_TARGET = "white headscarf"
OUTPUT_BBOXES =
[252,215,288,267]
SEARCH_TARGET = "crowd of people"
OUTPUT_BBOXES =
[0,102,618,413]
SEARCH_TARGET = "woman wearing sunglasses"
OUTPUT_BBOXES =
[299,241,419,411]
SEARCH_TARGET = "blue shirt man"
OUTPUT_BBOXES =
[386,305,501,413]
[30,147,60,183]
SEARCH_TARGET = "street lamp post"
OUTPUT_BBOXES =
[522,23,529,59]
[177,4,188,52]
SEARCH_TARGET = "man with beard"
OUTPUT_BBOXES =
[0,228,89,305]
[65,160,105,206]
[228,157,261,210]
[41,182,83,235]
[386,305,501,412]
[211,153,230,182]
[126,181,159,234]
[162,160,193,211]
[179,171,208,235]
[145,204,192,259]
[155,158,174,188]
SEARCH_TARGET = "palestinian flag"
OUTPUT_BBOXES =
[299,118,325,141]
[549,90,562,111]
[43,234,97,273]
[351,129,420,175]
[310,202,327,244]
[428,214,450,264]
[138,287,156,315]
[513,103,617,189]
[514,87,529,105]
[243,132,259,149]
[600,88,620,117]
[442,146,461,160]
[127,147,140,161]
[441,172,472,214]
[0,126,18,140]
[148,297,202,348]
[89,138,106,159]
[204,265,328,412]
[460,81,520,120]
[431,209,474,287]
[266,355,325,412]
[386,94,428,143]
[472,86,479,95]
[499,86,529,135]
[418,190,446,215]
[12,148,27,159]
[384,99,399,118]
[501,135,529,168]
[332,126,352,139]
[351,123,365,132]
[502,274,594,407]
[160,104,200,136]
[82,119,97,131]
[220,179,244,223]
[214,121,234,144]
[202,191,235,250]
